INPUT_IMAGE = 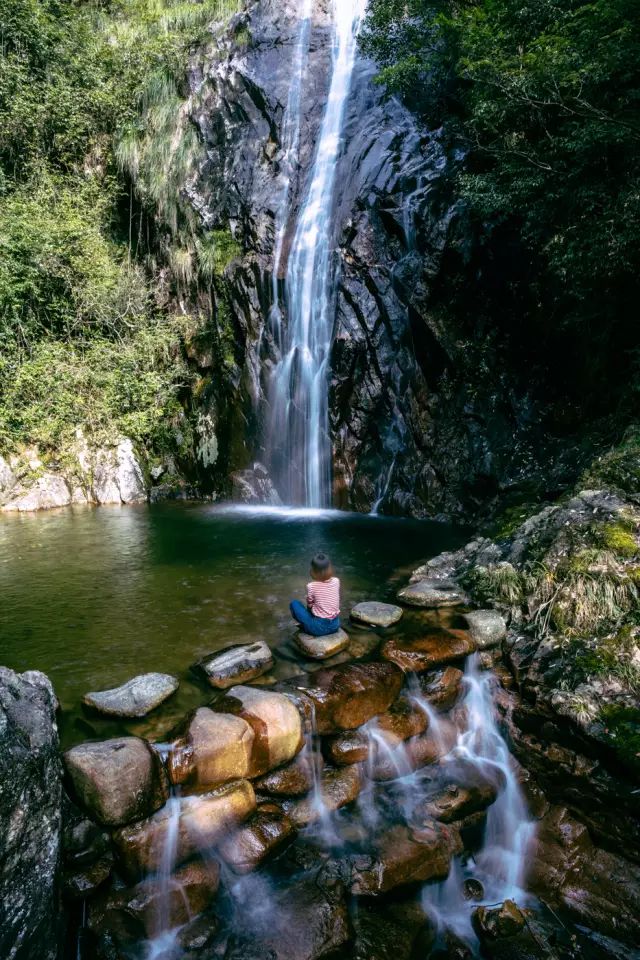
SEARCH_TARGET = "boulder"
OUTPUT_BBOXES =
[214,686,304,774]
[0,454,17,497]
[290,765,363,827]
[294,628,350,660]
[291,662,403,733]
[417,666,465,710]
[377,695,430,741]
[82,673,179,718]
[113,780,256,879]
[64,737,169,828]
[324,697,428,766]
[0,669,62,960]
[472,900,526,941]
[218,809,295,873]
[462,610,507,649]
[350,601,403,628]
[168,708,255,787]
[2,473,71,512]
[397,579,470,608]
[63,854,113,900]
[350,899,435,960]
[368,722,458,781]
[192,641,274,689]
[348,822,462,894]
[421,777,498,823]
[382,629,476,672]
[255,751,315,797]
[323,729,370,766]
[93,440,146,504]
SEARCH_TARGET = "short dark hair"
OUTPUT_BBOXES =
[310,553,332,575]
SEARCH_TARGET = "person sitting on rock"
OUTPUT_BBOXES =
[290,553,341,637]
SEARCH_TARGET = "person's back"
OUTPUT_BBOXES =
[290,553,341,637]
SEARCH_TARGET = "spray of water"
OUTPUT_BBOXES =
[267,0,369,506]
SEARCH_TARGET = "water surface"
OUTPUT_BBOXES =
[0,502,467,746]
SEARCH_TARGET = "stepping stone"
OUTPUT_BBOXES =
[350,601,403,628]
[82,673,179,718]
[462,609,507,649]
[294,628,350,661]
[192,641,273,689]
[397,578,469,608]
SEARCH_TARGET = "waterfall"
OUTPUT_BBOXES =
[267,0,368,507]
[268,0,313,350]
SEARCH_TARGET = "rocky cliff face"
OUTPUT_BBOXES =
[181,0,548,517]
[0,669,62,960]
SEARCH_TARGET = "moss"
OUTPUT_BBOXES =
[598,704,640,776]
[580,426,640,497]
[488,502,538,540]
[592,520,638,559]
[573,625,640,690]
[462,562,524,607]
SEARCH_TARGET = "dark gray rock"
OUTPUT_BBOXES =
[0,668,62,960]
[397,578,469,608]
[82,672,179,717]
[462,609,507,648]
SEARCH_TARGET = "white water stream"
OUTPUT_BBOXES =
[268,0,368,506]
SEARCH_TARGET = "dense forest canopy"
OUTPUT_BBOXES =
[362,0,640,416]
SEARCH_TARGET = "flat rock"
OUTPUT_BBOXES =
[193,641,274,689]
[213,685,304,775]
[64,737,169,828]
[397,579,470,608]
[218,809,295,873]
[168,707,255,787]
[291,765,363,827]
[294,628,350,660]
[348,822,462,895]
[113,779,256,879]
[291,662,404,734]
[82,673,179,718]
[463,610,507,649]
[382,629,476,672]
[350,602,403,628]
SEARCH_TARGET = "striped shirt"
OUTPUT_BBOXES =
[307,577,341,619]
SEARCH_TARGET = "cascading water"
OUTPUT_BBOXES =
[267,0,313,349]
[267,0,368,507]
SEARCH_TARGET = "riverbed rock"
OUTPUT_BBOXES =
[382,629,476,672]
[418,666,465,710]
[254,751,314,796]
[291,661,404,733]
[350,601,403,628]
[322,728,370,766]
[113,779,256,879]
[64,737,169,828]
[0,668,62,960]
[397,579,470,608]
[421,776,498,823]
[294,628,350,660]
[324,696,429,766]
[350,899,435,960]
[82,673,179,718]
[347,822,462,894]
[462,610,507,649]
[214,685,304,774]
[168,707,255,786]
[223,864,350,960]
[192,641,274,689]
[472,900,526,941]
[218,808,295,873]
[368,722,457,781]
[63,854,113,900]
[290,764,363,827]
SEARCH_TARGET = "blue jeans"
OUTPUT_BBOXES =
[290,600,341,637]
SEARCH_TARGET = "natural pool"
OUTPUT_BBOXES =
[0,502,468,747]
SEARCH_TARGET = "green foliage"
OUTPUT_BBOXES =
[0,0,242,459]
[363,0,640,408]
[592,520,638,559]
[573,625,640,691]
[462,561,524,607]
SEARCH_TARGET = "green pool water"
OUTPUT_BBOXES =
[0,502,468,747]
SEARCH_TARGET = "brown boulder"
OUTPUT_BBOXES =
[381,630,476,672]
[291,765,363,827]
[377,695,429,741]
[348,822,462,894]
[472,900,526,941]
[167,708,255,787]
[214,686,303,775]
[254,751,314,797]
[291,662,403,733]
[64,737,168,828]
[368,721,457,781]
[324,697,429,767]
[323,729,370,766]
[422,776,498,823]
[417,666,465,710]
[218,809,295,873]
[113,780,256,879]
